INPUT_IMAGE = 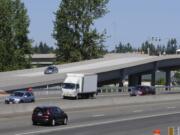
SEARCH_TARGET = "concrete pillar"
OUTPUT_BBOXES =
[151,62,157,86]
[151,71,156,86]
[119,69,125,87]
[138,75,142,85]
[165,70,171,90]
[118,69,126,92]
[128,75,133,87]
[128,74,142,86]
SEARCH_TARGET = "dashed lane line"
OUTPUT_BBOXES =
[15,111,180,135]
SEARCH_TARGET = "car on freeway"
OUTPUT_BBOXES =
[32,106,68,126]
[5,91,35,104]
[44,65,58,74]
[129,85,156,96]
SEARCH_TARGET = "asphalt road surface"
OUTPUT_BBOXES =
[1,100,180,135]
[35,113,180,135]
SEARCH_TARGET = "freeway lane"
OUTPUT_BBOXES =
[1,93,180,116]
[0,100,180,135]
[33,113,180,135]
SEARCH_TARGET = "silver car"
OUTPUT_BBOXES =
[5,91,35,104]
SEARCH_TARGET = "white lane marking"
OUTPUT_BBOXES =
[15,111,180,135]
[133,110,143,113]
[92,114,105,117]
[167,106,176,109]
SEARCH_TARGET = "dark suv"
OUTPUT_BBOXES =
[32,106,68,126]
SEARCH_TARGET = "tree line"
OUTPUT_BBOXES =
[33,42,54,54]
[113,38,179,55]
[0,0,179,72]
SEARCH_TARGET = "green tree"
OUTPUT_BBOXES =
[0,0,31,71]
[155,45,165,55]
[166,38,177,54]
[0,0,16,71]
[53,0,109,63]
[114,42,133,53]
[33,42,54,54]
[141,41,156,55]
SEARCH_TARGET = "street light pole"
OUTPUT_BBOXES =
[147,47,150,55]
[149,37,161,56]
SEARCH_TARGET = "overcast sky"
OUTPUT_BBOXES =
[22,0,180,50]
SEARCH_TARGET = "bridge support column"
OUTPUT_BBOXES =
[128,74,142,86]
[151,62,157,86]
[138,75,142,85]
[119,69,125,86]
[165,70,171,90]
[118,70,126,92]
[151,71,156,86]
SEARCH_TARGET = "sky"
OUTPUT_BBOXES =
[22,0,180,50]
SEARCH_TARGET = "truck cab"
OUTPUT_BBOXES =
[62,83,79,98]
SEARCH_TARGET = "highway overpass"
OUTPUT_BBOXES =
[1,53,180,91]
[31,54,56,66]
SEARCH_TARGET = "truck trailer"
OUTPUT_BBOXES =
[62,73,97,99]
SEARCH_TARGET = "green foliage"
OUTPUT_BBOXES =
[140,38,178,55]
[141,41,156,55]
[166,38,177,54]
[114,42,133,53]
[33,42,54,54]
[155,45,165,55]
[53,0,109,63]
[0,0,31,71]
[156,78,165,85]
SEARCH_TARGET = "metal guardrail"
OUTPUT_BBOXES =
[0,85,180,103]
[30,85,180,96]
[2,85,179,97]
[97,85,180,94]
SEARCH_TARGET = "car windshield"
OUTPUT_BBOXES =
[62,83,76,89]
[12,92,24,97]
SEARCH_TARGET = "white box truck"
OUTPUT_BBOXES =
[62,73,97,99]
